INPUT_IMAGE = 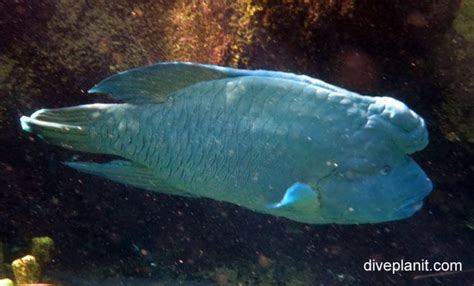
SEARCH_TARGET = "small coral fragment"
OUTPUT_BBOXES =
[0,279,13,286]
[31,236,54,265]
[0,241,5,278]
[11,255,40,284]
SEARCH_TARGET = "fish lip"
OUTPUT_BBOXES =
[395,191,429,217]
[398,199,424,212]
[394,177,432,217]
[393,199,423,218]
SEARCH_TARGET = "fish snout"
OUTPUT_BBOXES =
[394,170,432,219]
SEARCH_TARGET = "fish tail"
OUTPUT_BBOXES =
[20,104,114,154]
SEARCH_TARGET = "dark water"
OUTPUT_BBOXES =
[0,1,472,285]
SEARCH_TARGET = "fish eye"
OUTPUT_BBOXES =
[379,165,392,175]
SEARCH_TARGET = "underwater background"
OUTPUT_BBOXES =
[0,0,472,285]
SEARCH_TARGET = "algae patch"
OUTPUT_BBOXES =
[453,0,474,41]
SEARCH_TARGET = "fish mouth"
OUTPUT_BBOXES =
[395,200,424,217]
[394,188,430,218]
[394,176,432,218]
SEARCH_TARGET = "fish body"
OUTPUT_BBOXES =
[20,62,432,224]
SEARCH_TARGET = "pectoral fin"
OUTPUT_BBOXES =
[267,183,320,213]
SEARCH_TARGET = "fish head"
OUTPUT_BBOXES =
[316,154,432,224]
[266,152,431,225]
[310,96,433,224]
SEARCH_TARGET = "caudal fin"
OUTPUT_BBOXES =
[20,104,113,154]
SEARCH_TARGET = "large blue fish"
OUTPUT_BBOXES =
[20,62,432,224]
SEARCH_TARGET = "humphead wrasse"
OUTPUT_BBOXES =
[20,62,433,224]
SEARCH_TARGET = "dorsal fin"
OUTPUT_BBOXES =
[88,62,350,104]
[88,62,228,104]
